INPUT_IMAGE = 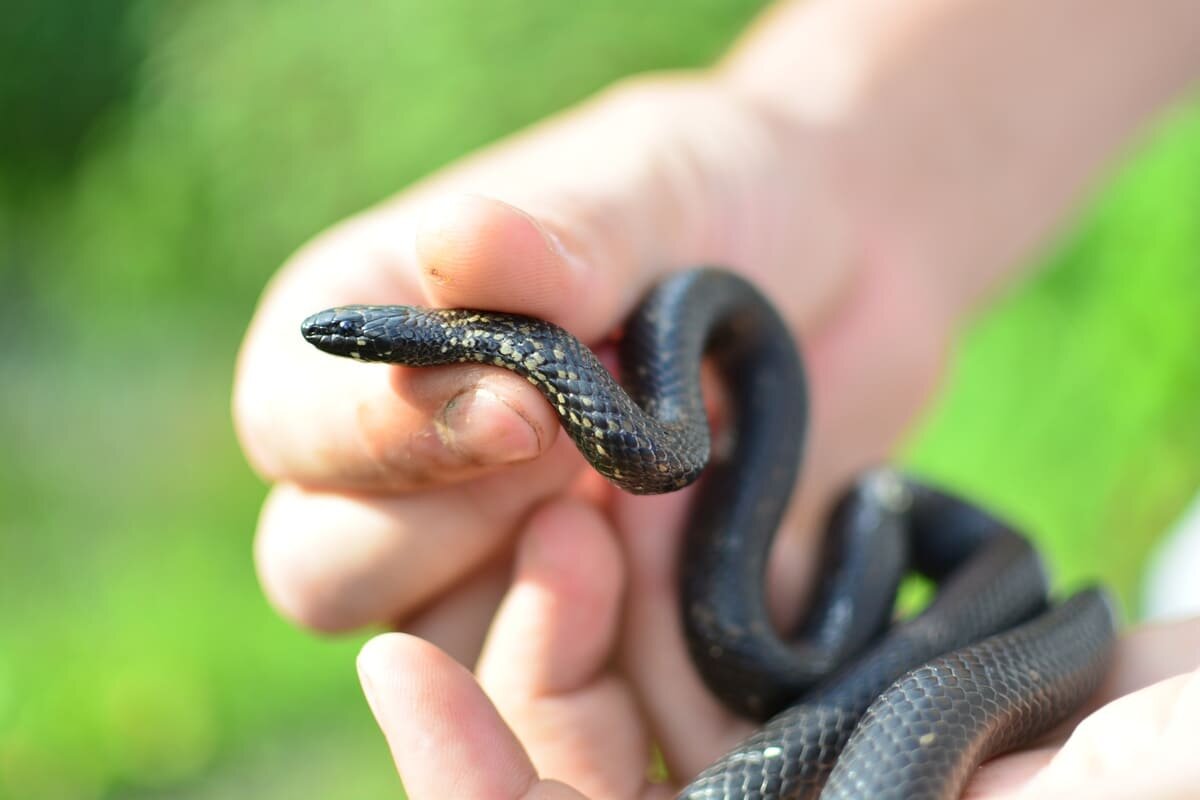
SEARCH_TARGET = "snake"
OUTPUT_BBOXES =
[301,267,1116,800]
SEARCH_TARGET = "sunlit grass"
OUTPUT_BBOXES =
[908,101,1200,613]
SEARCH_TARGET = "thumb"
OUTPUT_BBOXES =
[406,75,852,342]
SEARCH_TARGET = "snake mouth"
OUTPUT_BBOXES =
[300,307,373,358]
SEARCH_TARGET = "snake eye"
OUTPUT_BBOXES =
[337,319,358,335]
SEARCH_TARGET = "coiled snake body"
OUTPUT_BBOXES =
[302,268,1115,800]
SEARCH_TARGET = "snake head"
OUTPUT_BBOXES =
[301,305,396,362]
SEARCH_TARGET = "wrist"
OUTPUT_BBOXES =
[719,0,1200,325]
[715,2,987,332]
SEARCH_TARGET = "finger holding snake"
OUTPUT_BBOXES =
[355,496,1200,799]
[303,268,1118,797]
[234,77,902,646]
[233,0,1200,762]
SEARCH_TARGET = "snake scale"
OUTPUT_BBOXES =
[302,267,1116,800]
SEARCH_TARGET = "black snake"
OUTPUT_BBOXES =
[301,267,1115,799]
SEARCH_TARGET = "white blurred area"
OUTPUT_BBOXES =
[1143,492,1200,620]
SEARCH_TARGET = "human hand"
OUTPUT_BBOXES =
[233,0,1200,792]
[233,65,961,773]
[356,498,1200,798]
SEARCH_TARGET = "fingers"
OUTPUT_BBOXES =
[1093,615,1200,705]
[614,489,753,779]
[477,500,657,800]
[358,499,672,800]
[962,747,1057,800]
[236,72,861,494]
[1017,667,1200,799]
[255,438,581,632]
[357,633,589,800]
[611,257,954,780]
[236,76,797,494]
[402,553,514,668]
[408,79,779,337]
[477,501,624,694]
[237,72,871,644]
[963,616,1200,799]
[234,224,561,491]
[413,195,592,324]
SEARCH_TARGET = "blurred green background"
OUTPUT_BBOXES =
[1,1,1197,798]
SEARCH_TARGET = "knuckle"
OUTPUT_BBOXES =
[254,494,375,634]
[256,536,361,634]
[231,366,287,482]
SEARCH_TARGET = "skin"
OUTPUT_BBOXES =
[357,503,1200,799]
[232,0,1200,795]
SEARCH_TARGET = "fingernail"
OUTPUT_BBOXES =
[523,209,587,277]
[437,388,543,465]
[483,194,586,280]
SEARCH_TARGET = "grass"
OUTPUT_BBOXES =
[1,1,1197,797]
[907,101,1200,608]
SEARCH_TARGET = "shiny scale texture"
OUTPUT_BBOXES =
[302,268,1116,800]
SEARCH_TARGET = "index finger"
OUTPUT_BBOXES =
[232,82,748,491]
[233,203,560,491]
